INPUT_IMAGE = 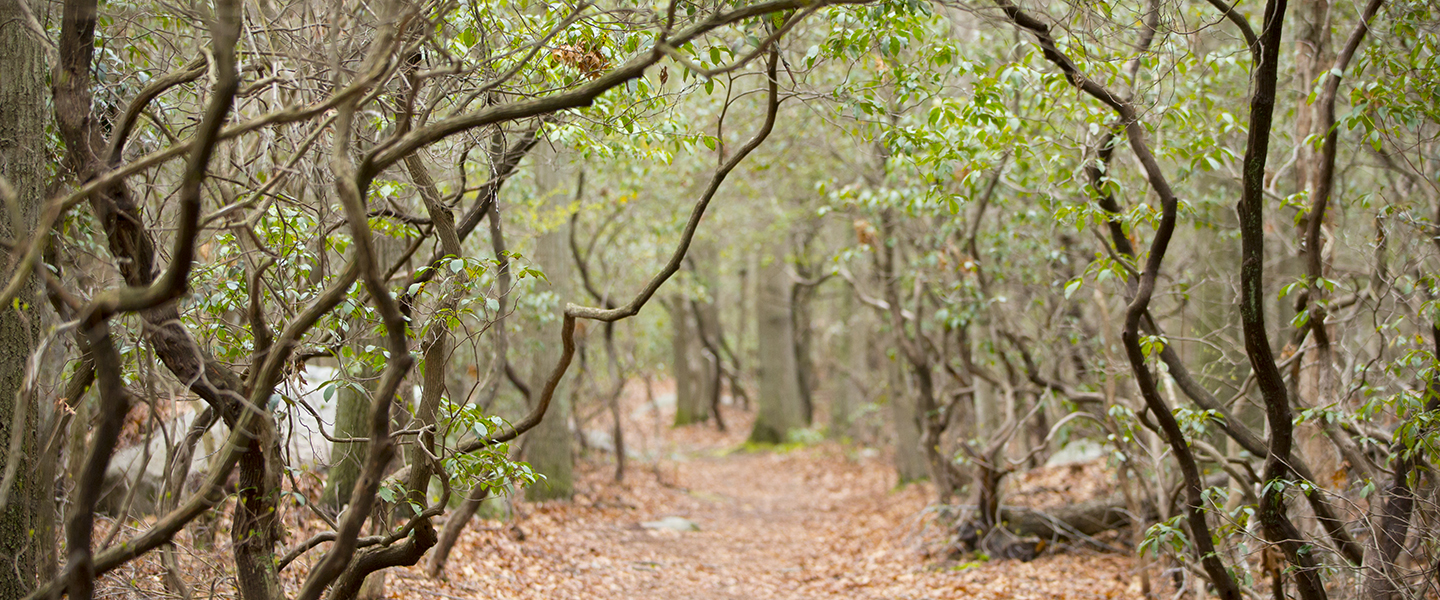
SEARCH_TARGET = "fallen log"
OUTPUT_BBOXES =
[1000,492,1138,540]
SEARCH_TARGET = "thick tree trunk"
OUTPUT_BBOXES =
[888,356,928,483]
[0,1,45,593]
[670,298,708,426]
[523,153,574,501]
[749,254,805,443]
[323,369,371,511]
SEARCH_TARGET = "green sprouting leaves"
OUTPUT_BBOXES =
[1139,515,1190,557]
[1063,277,1084,299]
[438,399,546,494]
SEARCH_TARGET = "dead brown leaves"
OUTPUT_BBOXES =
[94,381,1141,600]
[398,399,1141,600]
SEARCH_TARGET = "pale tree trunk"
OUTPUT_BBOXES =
[689,244,723,426]
[749,253,805,443]
[323,370,371,511]
[1292,0,1331,195]
[888,354,927,483]
[829,291,864,439]
[692,299,725,429]
[735,257,752,410]
[1293,0,1345,486]
[523,149,574,502]
[324,230,403,511]
[0,1,45,593]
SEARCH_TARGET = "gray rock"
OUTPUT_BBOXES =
[640,516,700,532]
[102,366,343,515]
[1044,438,1108,468]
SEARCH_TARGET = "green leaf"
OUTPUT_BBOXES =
[1064,278,1083,299]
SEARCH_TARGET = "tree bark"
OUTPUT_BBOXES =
[1361,325,1440,600]
[749,252,806,443]
[888,356,928,483]
[323,370,372,511]
[670,298,708,426]
[0,0,47,593]
[523,151,574,501]
[830,290,865,439]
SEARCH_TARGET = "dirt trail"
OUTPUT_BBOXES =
[394,400,1141,600]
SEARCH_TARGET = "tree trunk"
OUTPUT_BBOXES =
[690,246,725,428]
[0,1,45,593]
[791,277,817,424]
[426,485,488,577]
[830,291,864,439]
[670,298,707,426]
[1362,326,1440,600]
[749,254,805,443]
[523,152,574,502]
[323,370,371,511]
[233,434,283,600]
[888,355,927,483]
[1000,493,1143,539]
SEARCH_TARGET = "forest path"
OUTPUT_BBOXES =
[392,390,1140,600]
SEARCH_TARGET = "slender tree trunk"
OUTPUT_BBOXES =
[602,322,628,478]
[690,299,725,431]
[427,485,488,578]
[0,1,45,593]
[689,247,725,428]
[830,291,864,439]
[791,277,817,424]
[1362,325,1440,600]
[735,259,751,411]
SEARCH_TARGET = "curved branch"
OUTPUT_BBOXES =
[457,50,782,454]
[365,0,867,173]
[104,55,207,166]
[995,3,1240,597]
[1203,0,1260,51]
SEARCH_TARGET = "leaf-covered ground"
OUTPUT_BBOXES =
[398,390,1141,600]
[97,384,1141,600]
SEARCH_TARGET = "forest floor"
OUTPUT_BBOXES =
[99,382,1142,600]
[390,383,1143,600]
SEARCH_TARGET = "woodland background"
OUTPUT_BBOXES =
[0,0,1437,599]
